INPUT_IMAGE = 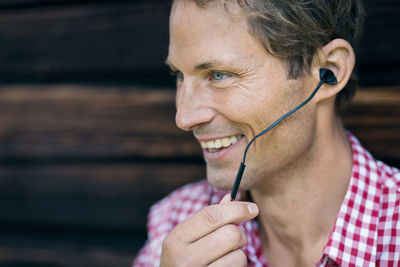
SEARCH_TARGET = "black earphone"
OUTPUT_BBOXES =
[230,68,337,201]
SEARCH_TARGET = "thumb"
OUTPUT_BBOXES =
[220,194,231,204]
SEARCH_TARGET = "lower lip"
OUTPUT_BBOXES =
[203,137,245,162]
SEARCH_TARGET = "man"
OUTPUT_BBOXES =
[135,0,400,266]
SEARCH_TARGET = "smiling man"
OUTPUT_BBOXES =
[134,0,400,266]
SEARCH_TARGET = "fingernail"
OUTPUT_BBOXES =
[247,203,258,215]
[220,194,231,203]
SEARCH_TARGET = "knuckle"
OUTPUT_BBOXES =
[224,225,247,246]
[201,206,222,226]
[162,233,173,249]
[235,249,248,266]
[161,237,172,256]
[162,232,179,256]
[161,233,187,267]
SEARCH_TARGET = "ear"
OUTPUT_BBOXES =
[312,38,355,102]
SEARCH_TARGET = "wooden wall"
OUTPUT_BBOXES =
[0,0,399,266]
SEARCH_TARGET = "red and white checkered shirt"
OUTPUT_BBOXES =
[134,133,400,267]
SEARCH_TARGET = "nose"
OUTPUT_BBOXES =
[175,79,215,131]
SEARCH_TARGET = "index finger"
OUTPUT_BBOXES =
[170,197,259,244]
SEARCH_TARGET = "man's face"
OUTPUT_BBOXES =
[167,1,317,192]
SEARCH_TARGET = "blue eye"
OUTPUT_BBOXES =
[172,71,183,81]
[177,71,184,80]
[170,70,184,81]
[211,71,229,81]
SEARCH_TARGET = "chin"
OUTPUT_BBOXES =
[206,167,236,191]
[207,163,267,194]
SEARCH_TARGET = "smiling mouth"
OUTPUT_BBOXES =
[200,135,244,153]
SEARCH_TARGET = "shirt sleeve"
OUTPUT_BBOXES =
[133,196,176,267]
[133,180,210,267]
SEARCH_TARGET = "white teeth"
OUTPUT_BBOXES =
[214,139,222,148]
[207,141,214,148]
[200,135,243,150]
[221,138,230,147]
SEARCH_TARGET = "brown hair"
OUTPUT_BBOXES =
[189,0,366,111]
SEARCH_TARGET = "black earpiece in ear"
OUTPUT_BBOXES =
[319,68,337,85]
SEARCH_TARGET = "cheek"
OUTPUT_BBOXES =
[241,102,316,186]
[211,79,291,138]
[213,87,269,131]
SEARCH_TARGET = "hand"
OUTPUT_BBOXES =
[160,194,259,267]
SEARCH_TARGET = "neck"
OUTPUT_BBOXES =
[250,115,352,266]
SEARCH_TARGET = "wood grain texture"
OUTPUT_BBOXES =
[0,0,172,83]
[0,85,398,163]
[0,0,398,85]
[0,85,398,266]
[343,87,400,161]
[0,85,198,160]
[0,0,398,265]
[0,162,205,230]
[0,228,143,267]
[0,84,398,233]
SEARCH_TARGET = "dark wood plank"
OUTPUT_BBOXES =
[0,1,397,266]
[0,228,143,267]
[0,0,133,7]
[0,85,399,165]
[0,85,397,266]
[0,162,205,230]
[342,87,400,162]
[0,85,200,160]
[0,0,398,85]
[0,0,172,84]
[0,85,398,231]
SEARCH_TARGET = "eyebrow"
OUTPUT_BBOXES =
[194,61,225,71]
[165,58,230,72]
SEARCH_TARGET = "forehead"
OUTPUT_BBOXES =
[170,1,239,31]
[167,1,266,69]
[170,1,244,44]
